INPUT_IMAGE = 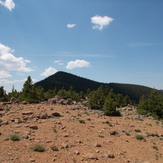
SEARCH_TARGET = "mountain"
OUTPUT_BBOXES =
[35,71,154,103]
[35,71,104,92]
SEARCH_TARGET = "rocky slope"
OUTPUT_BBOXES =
[0,101,162,163]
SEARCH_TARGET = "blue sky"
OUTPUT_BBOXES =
[0,0,163,92]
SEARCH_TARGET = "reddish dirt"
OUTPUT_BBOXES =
[0,103,162,163]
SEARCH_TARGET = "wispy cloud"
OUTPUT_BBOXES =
[54,60,64,66]
[91,15,114,31]
[128,42,162,48]
[40,66,57,77]
[0,0,15,11]
[0,43,33,73]
[66,59,90,69]
[67,24,76,28]
[0,78,25,85]
[51,51,115,58]
[0,70,12,79]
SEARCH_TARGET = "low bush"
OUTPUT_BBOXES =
[32,145,45,152]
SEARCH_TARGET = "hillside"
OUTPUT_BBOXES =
[35,71,103,92]
[35,71,154,103]
[0,102,162,163]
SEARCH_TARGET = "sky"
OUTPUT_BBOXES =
[0,0,163,92]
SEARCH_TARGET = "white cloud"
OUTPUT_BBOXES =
[0,70,12,79]
[67,24,76,28]
[0,0,15,11]
[40,67,57,77]
[0,43,33,73]
[66,59,90,69]
[54,60,64,66]
[91,15,113,30]
[0,78,25,85]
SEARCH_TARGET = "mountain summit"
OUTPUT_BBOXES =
[35,71,154,103]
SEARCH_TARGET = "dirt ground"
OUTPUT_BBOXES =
[0,103,162,163]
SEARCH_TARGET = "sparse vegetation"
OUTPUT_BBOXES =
[79,119,85,124]
[152,146,158,150]
[134,129,141,133]
[51,146,59,151]
[135,135,144,141]
[0,119,2,123]
[10,134,20,141]
[32,145,45,152]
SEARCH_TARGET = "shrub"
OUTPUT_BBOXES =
[134,129,141,133]
[104,95,121,116]
[32,145,45,152]
[0,119,2,123]
[10,134,20,141]
[51,146,59,151]
[152,146,158,150]
[135,135,144,141]
[79,120,85,124]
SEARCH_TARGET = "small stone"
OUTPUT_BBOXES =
[82,153,98,161]
[29,125,38,130]
[74,150,80,155]
[51,112,61,117]
[29,158,35,162]
[110,131,118,135]
[107,154,115,158]
[22,111,33,115]
[61,143,69,149]
[95,143,102,147]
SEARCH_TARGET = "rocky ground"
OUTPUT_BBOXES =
[0,101,162,163]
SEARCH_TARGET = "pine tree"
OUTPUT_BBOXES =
[104,95,121,116]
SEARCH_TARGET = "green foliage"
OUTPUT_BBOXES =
[135,135,144,140]
[10,134,20,141]
[0,119,2,123]
[152,146,158,150]
[32,145,45,152]
[88,86,110,109]
[79,120,85,124]
[51,146,59,151]
[20,76,45,103]
[8,86,20,100]
[44,89,56,100]
[104,96,121,116]
[137,90,163,119]
[134,129,141,133]
[35,71,103,92]
[0,86,7,101]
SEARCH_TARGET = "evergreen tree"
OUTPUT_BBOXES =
[0,86,7,101]
[137,90,163,119]
[104,94,121,116]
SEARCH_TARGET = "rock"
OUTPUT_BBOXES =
[29,125,38,130]
[74,150,80,155]
[58,99,65,105]
[110,131,118,136]
[51,112,61,117]
[40,113,49,119]
[0,107,4,111]
[22,131,30,139]
[95,143,102,147]
[82,153,98,161]
[48,96,62,104]
[106,154,115,158]
[21,101,28,105]
[146,132,159,137]
[22,111,33,115]
[29,158,35,162]
[61,143,70,149]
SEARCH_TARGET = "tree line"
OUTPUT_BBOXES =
[0,76,162,119]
